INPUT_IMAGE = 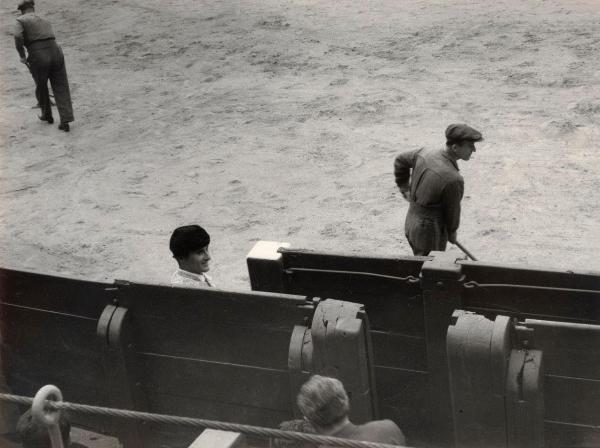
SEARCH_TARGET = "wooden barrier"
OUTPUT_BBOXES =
[0,267,377,448]
[2,242,600,448]
[246,241,600,448]
[0,268,116,433]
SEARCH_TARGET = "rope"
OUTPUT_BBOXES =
[0,393,404,448]
[285,267,421,285]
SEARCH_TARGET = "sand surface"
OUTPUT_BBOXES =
[1,0,599,291]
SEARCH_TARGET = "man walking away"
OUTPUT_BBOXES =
[394,124,483,256]
[14,0,74,132]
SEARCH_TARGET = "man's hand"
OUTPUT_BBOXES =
[399,186,410,201]
[448,231,458,244]
[20,57,28,66]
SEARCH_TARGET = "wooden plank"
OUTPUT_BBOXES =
[2,310,106,398]
[145,392,291,426]
[545,375,600,426]
[278,269,424,335]
[463,287,600,324]
[7,351,106,398]
[133,317,295,370]
[375,367,429,447]
[544,421,600,448]
[2,308,100,358]
[370,331,426,371]
[114,283,312,330]
[0,267,113,318]
[139,353,292,411]
[460,261,600,291]
[280,248,430,275]
[525,320,600,379]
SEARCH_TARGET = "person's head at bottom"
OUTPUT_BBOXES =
[16,408,70,448]
[296,375,350,435]
[169,225,211,275]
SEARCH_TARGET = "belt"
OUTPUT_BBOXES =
[408,201,443,218]
[27,38,57,51]
[28,37,55,44]
[25,37,54,50]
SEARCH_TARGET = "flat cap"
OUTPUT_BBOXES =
[17,0,34,11]
[445,123,483,143]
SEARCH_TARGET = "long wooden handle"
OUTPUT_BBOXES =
[454,240,478,261]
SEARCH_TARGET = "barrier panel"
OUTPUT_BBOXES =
[524,319,600,447]
[0,267,377,448]
[247,241,600,447]
[0,267,116,433]
[3,242,600,448]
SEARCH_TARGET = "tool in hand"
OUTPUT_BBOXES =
[454,240,478,261]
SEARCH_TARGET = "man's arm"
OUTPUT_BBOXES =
[394,148,422,199]
[441,178,464,243]
[14,20,27,62]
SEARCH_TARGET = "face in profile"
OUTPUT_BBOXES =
[453,140,477,160]
[179,246,211,274]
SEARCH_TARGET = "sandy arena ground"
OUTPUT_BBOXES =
[1,0,599,291]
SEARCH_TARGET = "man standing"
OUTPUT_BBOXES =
[394,124,483,256]
[169,225,215,288]
[14,0,74,132]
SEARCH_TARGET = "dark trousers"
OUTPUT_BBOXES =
[405,202,448,256]
[27,40,73,123]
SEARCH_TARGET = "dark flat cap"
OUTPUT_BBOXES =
[17,0,34,11]
[445,123,483,143]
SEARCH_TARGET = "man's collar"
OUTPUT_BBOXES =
[177,268,205,281]
[441,148,460,171]
[321,417,351,436]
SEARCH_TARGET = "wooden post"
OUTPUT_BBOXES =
[421,251,464,447]
[246,241,290,292]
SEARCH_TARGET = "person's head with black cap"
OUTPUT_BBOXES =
[17,0,35,14]
[445,123,483,162]
[169,225,211,275]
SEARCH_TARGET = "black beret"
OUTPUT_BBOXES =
[445,123,483,143]
[169,225,210,258]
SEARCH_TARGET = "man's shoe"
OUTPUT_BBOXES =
[58,122,70,132]
[38,115,54,124]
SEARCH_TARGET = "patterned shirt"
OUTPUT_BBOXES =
[170,269,214,288]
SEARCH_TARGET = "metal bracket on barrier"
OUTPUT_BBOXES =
[447,310,544,448]
[290,299,377,424]
[97,305,145,448]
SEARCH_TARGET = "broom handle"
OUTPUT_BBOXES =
[454,240,478,261]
